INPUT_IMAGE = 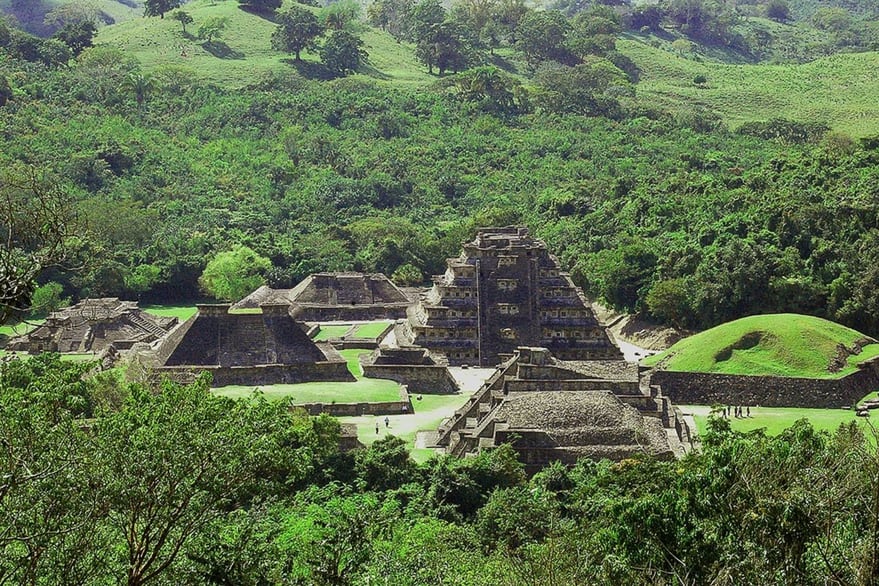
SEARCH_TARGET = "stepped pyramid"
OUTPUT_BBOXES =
[403,226,622,367]
[154,304,353,386]
[6,298,176,353]
[435,347,693,473]
[234,273,412,321]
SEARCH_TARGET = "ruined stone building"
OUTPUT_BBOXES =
[360,347,460,394]
[403,227,622,366]
[435,347,692,473]
[152,304,353,386]
[6,298,176,354]
[234,272,412,321]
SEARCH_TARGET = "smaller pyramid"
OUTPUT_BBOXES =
[234,273,411,321]
[154,304,353,386]
[6,298,176,353]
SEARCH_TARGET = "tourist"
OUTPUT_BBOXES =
[384,416,390,428]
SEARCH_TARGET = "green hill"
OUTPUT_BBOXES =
[95,0,433,88]
[619,37,879,137]
[642,314,879,378]
[0,0,141,36]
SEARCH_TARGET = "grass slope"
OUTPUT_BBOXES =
[95,0,433,88]
[620,37,879,137]
[0,0,141,36]
[643,313,879,378]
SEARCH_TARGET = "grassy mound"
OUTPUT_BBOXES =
[642,314,879,378]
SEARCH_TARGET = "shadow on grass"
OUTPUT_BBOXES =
[359,62,392,81]
[280,58,335,80]
[237,4,280,23]
[201,41,245,60]
[487,53,519,74]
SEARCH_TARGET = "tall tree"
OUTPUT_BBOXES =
[321,30,367,75]
[199,245,271,302]
[171,10,193,34]
[53,20,97,55]
[143,0,181,19]
[272,6,324,61]
[197,15,229,43]
[92,376,337,586]
[0,165,85,324]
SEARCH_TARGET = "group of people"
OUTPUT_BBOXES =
[722,405,753,418]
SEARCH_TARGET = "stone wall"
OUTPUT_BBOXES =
[157,361,353,387]
[361,364,459,394]
[298,385,412,416]
[290,305,409,322]
[650,367,879,408]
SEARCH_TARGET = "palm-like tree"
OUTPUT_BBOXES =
[121,72,155,110]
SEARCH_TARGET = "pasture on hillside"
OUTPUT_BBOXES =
[620,38,879,137]
[95,0,433,88]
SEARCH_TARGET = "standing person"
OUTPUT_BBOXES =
[375,420,379,434]
[384,416,390,428]
[746,405,750,417]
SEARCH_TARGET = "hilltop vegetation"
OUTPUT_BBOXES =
[643,314,879,377]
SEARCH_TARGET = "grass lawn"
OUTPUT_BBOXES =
[213,350,396,403]
[689,404,872,437]
[142,304,198,321]
[0,319,44,338]
[314,325,353,341]
[213,377,401,403]
[643,314,878,378]
[351,322,392,339]
[339,392,473,463]
[339,349,369,377]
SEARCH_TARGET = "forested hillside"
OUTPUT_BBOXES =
[3,0,879,335]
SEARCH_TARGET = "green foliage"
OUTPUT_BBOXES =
[198,15,229,43]
[199,245,272,301]
[515,9,573,70]
[320,30,366,76]
[143,0,181,19]
[320,0,361,32]
[272,5,323,61]
[29,281,69,317]
[355,435,418,491]
[766,0,791,21]
[53,20,97,56]
[391,262,423,286]
[171,9,193,34]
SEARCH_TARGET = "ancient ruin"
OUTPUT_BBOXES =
[402,227,622,366]
[152,304,353,386]
[6,298,176,354]
[360,347,460,394]
[234,272,412,321]
[436,347,692,472]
